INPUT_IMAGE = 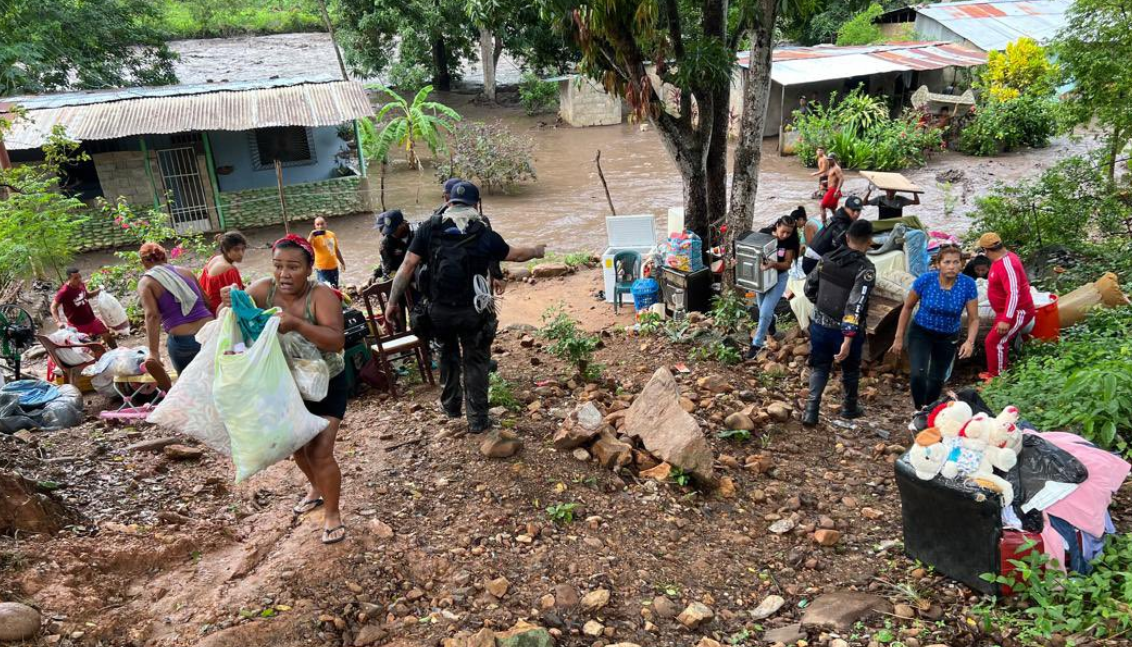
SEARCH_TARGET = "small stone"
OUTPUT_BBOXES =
[495,620,554,647]
[764,623,805,644]
[572,448,591,462]
[369,519,394,539]
[651,595,679,619]
[640,462,672,481]
[750,595,785,620]
[724,412,755,431]
[581,588,610,612]
[480,431,523,459]
[163,444,204,460]
[819,516,836,530]
[696,375,732,394]
[718,476,737,498]
[354,624,387,646]
[679,397,696,413]
[832,640,850,647]
[554,584,579,608]
[539,594,556,609]
[582,620,604,637]
[814,529,841,546]
[766,402,792,422]
[697,639,723,647]
[532,262,570,278]
[861,507,883,520]
[769,519,795,534]
[487,576,511,598]
[676,602,714,629]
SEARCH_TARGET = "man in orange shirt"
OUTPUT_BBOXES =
[308,217,347,288]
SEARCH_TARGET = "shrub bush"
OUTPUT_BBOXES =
[958,94,1058,156]
[519,72,559,115]
[983,37,1058,101]
[794,88,943,171]
[437,121,537,193]
[835,3,885,46]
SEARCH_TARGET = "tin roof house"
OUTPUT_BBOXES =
[2,77,374,251]
[896,0,1070,53]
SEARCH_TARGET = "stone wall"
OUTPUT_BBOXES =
[220,175,371,231]
[558,76,623,127]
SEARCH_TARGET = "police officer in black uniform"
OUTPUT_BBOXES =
[386,182,546,433]
[802,219,876,427]
[801,195,864,275]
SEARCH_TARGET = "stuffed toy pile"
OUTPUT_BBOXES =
[908,401,1022,507]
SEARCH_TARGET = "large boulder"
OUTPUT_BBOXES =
[553,402,604,450]
[801,591,892,631]
[0,471,77,535]
[622,368,714,482]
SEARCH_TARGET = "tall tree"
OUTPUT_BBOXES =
[1053,0,1132,182]
[337,0,477,91]
[0,0,176,95]
[467,0,577,100]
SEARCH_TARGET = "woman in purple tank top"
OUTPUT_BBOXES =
[137,243,215,373]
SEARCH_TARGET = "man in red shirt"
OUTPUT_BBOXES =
[52,268,115,347]
[979,232,1034,379]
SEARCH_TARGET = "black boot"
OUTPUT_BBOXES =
[840,376,865,419]
[803,369,829,427]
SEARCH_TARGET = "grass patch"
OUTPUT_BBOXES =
[157,0,323,38]
[526,251,595,271]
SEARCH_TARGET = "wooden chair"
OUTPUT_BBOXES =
[359,281,434,395]
[36,334,106,389]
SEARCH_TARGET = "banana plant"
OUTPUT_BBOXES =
[364,85,461,169]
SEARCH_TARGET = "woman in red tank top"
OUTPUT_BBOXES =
[199,231,248,312]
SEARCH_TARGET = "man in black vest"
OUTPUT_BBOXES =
[801,195,864,275]
[387,182,546,433]
[802,219,876,427]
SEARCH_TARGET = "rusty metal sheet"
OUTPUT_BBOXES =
[4,78,373,150]
[754,42,985,86]
[916,0,1069,52]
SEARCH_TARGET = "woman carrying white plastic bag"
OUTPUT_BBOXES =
[220,234,348,545]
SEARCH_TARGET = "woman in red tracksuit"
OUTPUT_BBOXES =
[980,232,1034,378]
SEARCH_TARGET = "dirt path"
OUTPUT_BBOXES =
[5,273,1130,646]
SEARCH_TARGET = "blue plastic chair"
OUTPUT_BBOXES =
[612,250,642,313]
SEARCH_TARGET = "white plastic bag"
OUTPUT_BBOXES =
[93,291,130,334]
[48,329,95,366]
[147,321,231,455]
[213,311,327,482]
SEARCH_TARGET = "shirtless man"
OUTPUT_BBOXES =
[810,148,829,199]
[818,154,844,225]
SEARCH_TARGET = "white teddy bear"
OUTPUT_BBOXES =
[908,428,947,480]
[934,401,973,479]
[950,413,1016,508]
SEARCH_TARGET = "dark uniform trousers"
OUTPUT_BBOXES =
[430,302,497,427]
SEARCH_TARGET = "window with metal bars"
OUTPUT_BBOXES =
[250,126,315,170]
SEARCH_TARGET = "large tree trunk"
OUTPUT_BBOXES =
[480,27,496,102]
[432,35,451,91]
[726,4,777,285]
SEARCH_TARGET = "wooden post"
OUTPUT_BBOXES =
[595,150,616,216]
[275,159,289,234]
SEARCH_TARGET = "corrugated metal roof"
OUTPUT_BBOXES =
[737,42,987,86]
[2,77,374,151]
[915,0,1069,51]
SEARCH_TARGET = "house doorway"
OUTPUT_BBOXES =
[156,147,212,233]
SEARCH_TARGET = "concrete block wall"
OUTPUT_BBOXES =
[74,209,138,252]
[559,76,623,127]
[220,175,370,231]
[93,151,157,208]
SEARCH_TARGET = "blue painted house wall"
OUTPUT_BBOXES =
[207,126,348,192]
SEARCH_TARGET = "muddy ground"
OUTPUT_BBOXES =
[3,268,1130,647]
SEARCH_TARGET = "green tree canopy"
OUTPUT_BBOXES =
[1053,0,1132,181]
[0,0,177,96]
[835,3,884,46]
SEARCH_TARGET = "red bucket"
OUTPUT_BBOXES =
[1030,294,1060,341]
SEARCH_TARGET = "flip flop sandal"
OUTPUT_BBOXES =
[292,497,324,515]
[322,525,347,545]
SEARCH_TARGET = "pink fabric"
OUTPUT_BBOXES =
[1028,431,1131,537]
[1038,513,1068,572]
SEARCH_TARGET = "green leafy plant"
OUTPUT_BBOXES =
[540,305,601,380]
[0,126,88,285]
[958,94,1058,157]
[835,3,885,46]
[983,37,1058,101]
[545,502,579,524]
[668,466,692,487]
[691,342,742,366]
[636,311,664,336]
[716,429,752,441]
[488,373,521,411]
[519,72,559,115]
[983,305,1132,456]
[976,534,1132,643]
[710,290,754,335]
[364,85,461,168]
[437,120,536,193]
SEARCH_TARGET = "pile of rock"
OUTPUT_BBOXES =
[553,367,715,485]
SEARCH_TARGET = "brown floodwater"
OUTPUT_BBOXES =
[75,92,1099,287]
